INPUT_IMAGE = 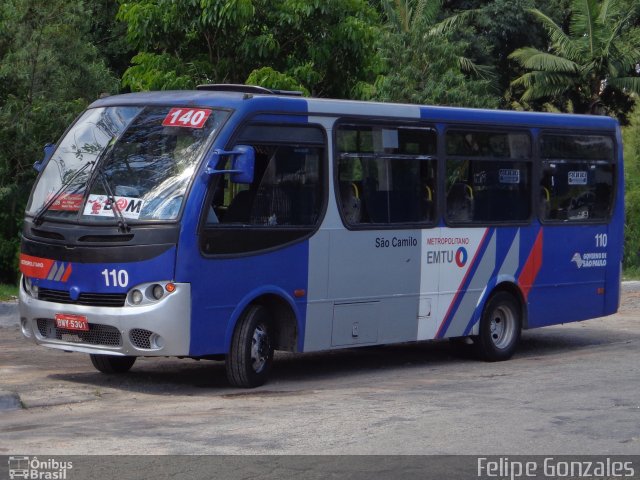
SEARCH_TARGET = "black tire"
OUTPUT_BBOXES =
[226,305,274,388]
[475,291,522,362]
[90,354,136,374]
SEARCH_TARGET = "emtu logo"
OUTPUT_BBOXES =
[455,247,468,267]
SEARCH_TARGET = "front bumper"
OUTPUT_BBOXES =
[19,282,191,356]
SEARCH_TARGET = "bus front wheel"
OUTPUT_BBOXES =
[89,354,136,374]
[475,291,521,362]
[226,305,274,388]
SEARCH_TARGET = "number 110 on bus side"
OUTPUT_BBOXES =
[595,233,607,247]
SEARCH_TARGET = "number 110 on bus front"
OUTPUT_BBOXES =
[101,269,129,287]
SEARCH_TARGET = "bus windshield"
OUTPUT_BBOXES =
[27,105,229,223]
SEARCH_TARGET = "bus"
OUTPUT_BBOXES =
[18,85,623,387]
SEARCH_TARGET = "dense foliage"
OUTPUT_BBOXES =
[0,0,639,282]
[0,0,118,283]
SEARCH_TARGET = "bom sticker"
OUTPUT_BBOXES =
[83,194,144,219]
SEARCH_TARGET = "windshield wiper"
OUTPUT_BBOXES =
[95,166,130,233]
[32,160,95,225]
[82,136,130,233]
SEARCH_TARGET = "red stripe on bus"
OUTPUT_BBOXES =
[518,229,543,300]
[60,264,73,282]
[19,254,55,279]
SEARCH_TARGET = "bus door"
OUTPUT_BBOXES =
[329,123,438,347]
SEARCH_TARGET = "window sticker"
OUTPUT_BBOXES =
[381,129,399,149]
[499,169,520,184]
[83,194,144,219]
[568,171,588,185]
[47,193,84,211]
[162,108,212,128]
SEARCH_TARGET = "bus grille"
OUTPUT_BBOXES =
[38,288,127,307]
[129,328,153,349]
[36,318,122,347]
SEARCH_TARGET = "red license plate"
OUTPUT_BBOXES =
[55,314,89,331]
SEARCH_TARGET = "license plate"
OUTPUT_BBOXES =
[55,314,89,331]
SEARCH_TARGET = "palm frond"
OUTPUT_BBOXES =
[511,70,578,101]
[607,77,640,95]
[602,11,637,59]
[413,0,441,28]
[458,56,496,82]
[429,9,478,36]
[570,0,599,55]
[597,0,624,24]
[529,9,583,61]
[396,0,410,33]
[509,47,580,73]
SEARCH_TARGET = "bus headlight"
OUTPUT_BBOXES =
[23,277,39,298]
[126,281,176,306]
[130,289,143,305]
[151,284,164,300]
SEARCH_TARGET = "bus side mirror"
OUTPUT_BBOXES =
[205,145,255,184]
[229,145,255,184]
[33,143,56,172]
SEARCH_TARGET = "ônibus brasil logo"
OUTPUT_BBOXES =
[455,247,468,267]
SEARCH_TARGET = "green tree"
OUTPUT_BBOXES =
[372,0,498,107]
[623,101,640,271]
[509,0,640,121]
[86,0,135,78]
[117,0,381,98]
[0,0,118,283]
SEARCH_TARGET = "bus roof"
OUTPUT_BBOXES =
[91,90,619,131]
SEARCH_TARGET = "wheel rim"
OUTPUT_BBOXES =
[250,323,269,373]
[489,305,515,350]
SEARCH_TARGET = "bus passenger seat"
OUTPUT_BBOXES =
[540,186,551,220]
[446,182,474,222]
[340,182,361,224]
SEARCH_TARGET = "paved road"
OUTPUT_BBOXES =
[0,287,639,455]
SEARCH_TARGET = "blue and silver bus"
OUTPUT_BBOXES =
[19,85,623,387]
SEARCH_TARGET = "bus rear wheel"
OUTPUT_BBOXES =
[89,354,136,374]
[475,291,521,362]
[226,305,274,388]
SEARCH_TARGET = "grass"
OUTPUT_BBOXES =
[0,283,18,301]
[622,267,640,281]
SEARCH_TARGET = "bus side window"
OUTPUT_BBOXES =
[200,123,325,255]
[206,139,324,228]
[336,124,437,227]
[445,130,532,224]
[539,134,615,222]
